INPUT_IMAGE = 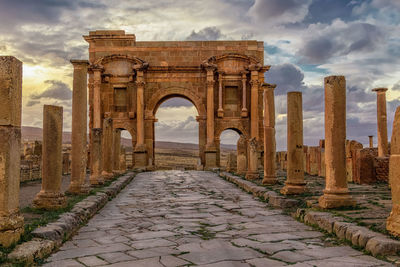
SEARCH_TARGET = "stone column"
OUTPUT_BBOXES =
[34,105,67,209]
[372,88,388,157]
[90,67,104,186]
[263,83,277,185]
[134,70,147,169]
[196,116,206,167]
[319,76,355,208]
[0,56,24,247]
[217,72,224,117]
[281,92,306,194]
[112,129,121,173]
[119,146,127,172]
[387,106,400,236]
[241,72,248,117]
[62,152,70,175]
[245,65,261,179]
[237,136,247,175]
[68,60,90,194]
[101,118,114,179]
[205,66,217,169]
[90,128,103,185]
[368,135,374,148]
[249,66,260,140]
[245,138,259,180]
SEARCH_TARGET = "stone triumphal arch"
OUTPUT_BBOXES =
[84,30,270,174]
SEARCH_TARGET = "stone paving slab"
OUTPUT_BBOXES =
[44,170,392,266]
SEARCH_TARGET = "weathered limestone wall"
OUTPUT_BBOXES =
[0,56,24,247]
[374,157,389,182]
[353,148,378,184]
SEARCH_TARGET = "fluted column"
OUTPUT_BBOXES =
[249,67,260,140]
[217,72,224,117]
[372,88,388,157]
[69,60,90,194]
[262,83,277,185]
[319,76,355,208]
[281,92,306,194]
[134,70,147,169]
[205,66,217,169]
[34,105,67,209]
[241,72,248,117]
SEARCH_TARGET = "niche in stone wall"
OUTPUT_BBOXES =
[114,87,127,112]
[224,86,239,116]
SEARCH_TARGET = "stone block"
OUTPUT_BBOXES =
[365,236,400,256]
[8,239,55,264]
[0,56,22,127]
[374,156,389,182]
[354,148,378,184]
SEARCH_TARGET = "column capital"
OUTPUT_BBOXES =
[247,63,262,71]
[261,83,277,91]
[372,87,388,93]
[88,64,104,72]
[249,79,261,86]
[70,59,89,68]
[135,80,146,86]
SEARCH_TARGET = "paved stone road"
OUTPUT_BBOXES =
[44,171,392,266]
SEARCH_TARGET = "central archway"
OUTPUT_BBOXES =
[145,87,207,169]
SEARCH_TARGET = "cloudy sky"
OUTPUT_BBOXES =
[1,0,399,149]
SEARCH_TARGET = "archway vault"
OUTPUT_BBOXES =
[145,87,206,118]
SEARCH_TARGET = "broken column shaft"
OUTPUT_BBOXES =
[281,92,306,194]
[34,105,67,210]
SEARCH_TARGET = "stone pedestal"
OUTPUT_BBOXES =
[372,88,388,157]
[90,128,104,186]
[34,105,67,209]
[0,56,24,247]
[205,146,217,170]
[102,118,114,179]
[245,138,259,180]
[387,107,400,236]
[69,60,90,195]
[281,92,306,195]
[319,76,355,208]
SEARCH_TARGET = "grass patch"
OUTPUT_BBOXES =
[0,172,129,264]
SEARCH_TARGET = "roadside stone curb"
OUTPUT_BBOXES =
[7,172,136,265]
[219,171,400,257]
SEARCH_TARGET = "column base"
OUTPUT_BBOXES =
[33,191,67,210]
[262,175,277,185]
[134,150,147,169]
[245,171,259,180]
[101,171,114,181]
[318,191,356,209]
[217,109,224,118]
[281,183,306,195]
[0,212,24,247]
[205,150,217,170]
[241,109,248,118]
[67,182,91,195]
[387,204,400,237]
[90,174,104,186]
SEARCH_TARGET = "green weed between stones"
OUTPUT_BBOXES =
[0,173,130,264]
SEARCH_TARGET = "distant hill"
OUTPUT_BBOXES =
[21,126,236,150]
